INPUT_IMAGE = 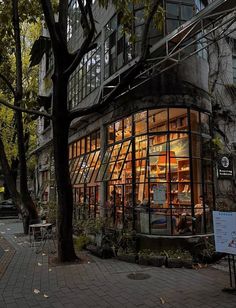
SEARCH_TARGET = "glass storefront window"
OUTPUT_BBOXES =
[112,141,131,180]
[76,141,80,156]
[86,135,91,152]
[148,109,168,132]
[80,138,85,154]
[149,135,167,155]
[134,111,147,135]
[97,146,113,181]
[71,108,213,235]
[73,156,85,185]
[115,120,123,142]
[135,135,147,159]
[69,144,73,159]
[135,159,147,182]
[169,133,189,157]
[124,117,132,139]
[169,108,188,131]
[108,124,114,144]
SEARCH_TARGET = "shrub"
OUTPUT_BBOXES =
[74,235,91,251]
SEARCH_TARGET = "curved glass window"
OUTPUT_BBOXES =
[103,108,213,235]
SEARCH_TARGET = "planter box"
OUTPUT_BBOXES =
[138,255,150,266]
[182,259,193,269]
[166,258,183,268]
[117,253,137,264]
[86,244,114,259]
[166,258,193,268]
[139,255,166,267]
[148,256,166,267]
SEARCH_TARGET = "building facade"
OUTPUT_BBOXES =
[36,0,236,237]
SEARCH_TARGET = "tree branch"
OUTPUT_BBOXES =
[0,73,16,97]
[12,0,23,101]
[64,0,95,76]
[141,0,161,59]
[58,0,69,46]
[0,98,52,119]
[77,0,89,32]
[40,0,61,53]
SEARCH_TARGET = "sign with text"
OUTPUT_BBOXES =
[217,155,233,178]
[213,211,236,255]
[156,185,166,204]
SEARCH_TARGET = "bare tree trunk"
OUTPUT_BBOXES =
[15,110,38,218]
[0,136,23,212]
[52,70,77,262]
[12,0,38,230]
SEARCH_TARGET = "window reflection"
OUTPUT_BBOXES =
[134,111,147,135]
[148,109,167,133]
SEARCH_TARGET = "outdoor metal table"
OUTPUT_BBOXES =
[29,223,53,251]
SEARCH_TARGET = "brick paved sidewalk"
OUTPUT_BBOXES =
[0,219,235,308]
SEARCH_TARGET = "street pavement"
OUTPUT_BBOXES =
[0,219,235,308]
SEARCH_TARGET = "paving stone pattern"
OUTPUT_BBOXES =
[0,219,235,308]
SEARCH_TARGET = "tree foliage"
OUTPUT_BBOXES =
[0,2,41,167]
[0,0,42,229]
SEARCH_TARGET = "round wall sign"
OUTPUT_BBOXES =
[221,156,229,168]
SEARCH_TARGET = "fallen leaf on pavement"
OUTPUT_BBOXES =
[160,297,165,304]
[192,263,208,270]
[33,289,40,294]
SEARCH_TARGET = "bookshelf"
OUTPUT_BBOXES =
[169,159,191,206]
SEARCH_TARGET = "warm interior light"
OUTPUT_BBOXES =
[158,151,177,166]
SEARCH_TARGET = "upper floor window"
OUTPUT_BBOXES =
[104,14,132,79]
[166,1,194,34]
[194,0,205,13]
[68,37,101,109]
[134,6,162,55]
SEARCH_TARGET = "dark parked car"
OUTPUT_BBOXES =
[0,200,18,218]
